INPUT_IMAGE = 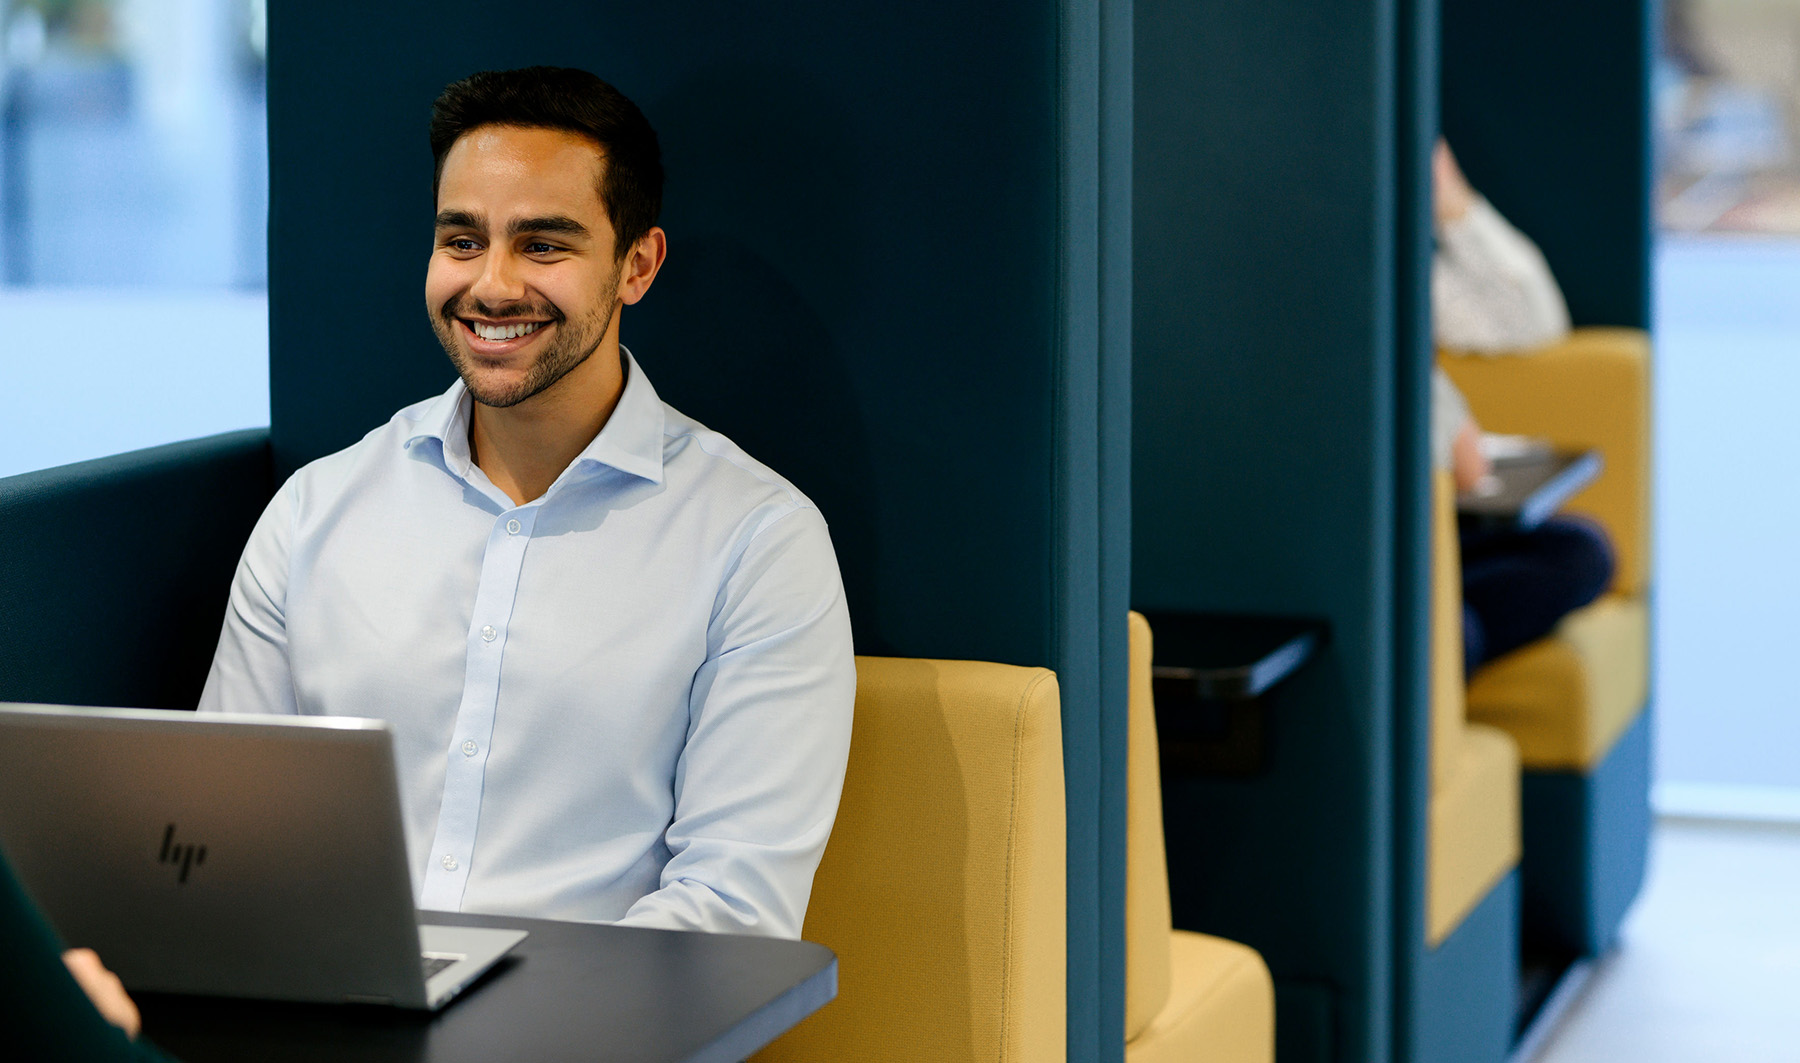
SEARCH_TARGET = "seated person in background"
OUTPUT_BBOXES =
[2,847,176,1061]
[1431,139,1614,676]
[200,67,855,939]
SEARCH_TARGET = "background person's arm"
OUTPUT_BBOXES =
[61,950,140,1040]
[615,506,856,940]
[2,851,177,1061]
[1432,367,1491,491]
[197,482,301,715]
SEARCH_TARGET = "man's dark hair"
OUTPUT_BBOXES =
[430,66,663,260]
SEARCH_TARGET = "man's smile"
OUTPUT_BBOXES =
[467,320,546,341]
[455,315,555,357]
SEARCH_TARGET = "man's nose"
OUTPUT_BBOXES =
[469,248,526,306]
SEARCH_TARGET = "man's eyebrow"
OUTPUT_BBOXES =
[508,215,590,239]
[434,209,484,231]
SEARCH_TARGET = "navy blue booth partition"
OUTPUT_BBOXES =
[0,3,1134,1060]
[1131,0,1517,1061]
[1134,0,1427,1060]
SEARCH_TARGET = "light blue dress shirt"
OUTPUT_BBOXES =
[198,350,855,939]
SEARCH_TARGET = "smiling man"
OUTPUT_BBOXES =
[198,67,855,939]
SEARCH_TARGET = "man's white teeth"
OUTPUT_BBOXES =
[471,321,543,341]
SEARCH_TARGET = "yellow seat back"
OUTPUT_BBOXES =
[1125,611,1174,1040]
[1426,471,1521,947]
[1439,327,1652,596]
[1430,470,1469,796]
[1123,612,1276,1063]
[755,656,1066,1063]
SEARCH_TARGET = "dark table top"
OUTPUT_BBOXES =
[136,910,837,1063]
[1138,611,1326,700]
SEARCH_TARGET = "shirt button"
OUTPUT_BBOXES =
[481,625,497,642]
[462,739,478,757]
[506,518,521,535]
[441,855,458,872]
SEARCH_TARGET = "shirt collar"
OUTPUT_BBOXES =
[403,346,666,486]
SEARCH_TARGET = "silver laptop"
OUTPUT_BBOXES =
[0,703,525,1010]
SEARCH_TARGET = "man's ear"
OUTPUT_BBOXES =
[618,227,668,306]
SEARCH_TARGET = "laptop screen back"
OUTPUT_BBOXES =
[0,705,427,1003]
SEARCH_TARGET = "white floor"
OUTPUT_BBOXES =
[1532,819,1800,1063]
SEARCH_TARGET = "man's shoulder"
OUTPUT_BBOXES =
[281,391,454,498]
[658,404,818,522]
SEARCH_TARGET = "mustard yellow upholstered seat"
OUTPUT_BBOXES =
[1428,472,1522,947]
[1441,327,1653,774]
[754,656,1066,1063]
[1462,595,1648,771]
[1124,611,1275,1063]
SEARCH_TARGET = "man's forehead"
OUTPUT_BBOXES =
[437,125,608,212]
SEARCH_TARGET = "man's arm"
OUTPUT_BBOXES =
[616,505,855,939]
[197,484,300,716]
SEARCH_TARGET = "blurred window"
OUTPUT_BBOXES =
[0,0,268,478]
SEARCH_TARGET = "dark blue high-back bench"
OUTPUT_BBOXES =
[0,2,1134,1060]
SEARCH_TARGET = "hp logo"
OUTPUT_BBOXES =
[159,824,207,884]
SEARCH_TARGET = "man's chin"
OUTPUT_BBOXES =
[460,370,542,410]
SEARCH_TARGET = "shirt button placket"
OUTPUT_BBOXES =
[417,505,536,913]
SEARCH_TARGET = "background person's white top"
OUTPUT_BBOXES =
[1430,195,1574,469]
[1433,194,1571,354]
[199,350,855,939]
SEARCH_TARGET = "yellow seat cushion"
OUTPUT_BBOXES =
[1427,724,1522,947]
[1125,931,1275,1063]
[1439,328,1652,597]
[754,656,1066,1063]
[1430,473,1469,797]
[1466,594,1648,772]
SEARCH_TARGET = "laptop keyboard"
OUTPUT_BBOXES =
[421,955,459,980]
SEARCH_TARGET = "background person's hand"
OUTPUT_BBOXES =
[63,948,141,1040]
[1451,420,1493,495]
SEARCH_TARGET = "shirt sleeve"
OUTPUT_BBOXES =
[197,481,300,716]
[1432,195,1571,353]
[615,505,856,940]
[1431,367,1474,472]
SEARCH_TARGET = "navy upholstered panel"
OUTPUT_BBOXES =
[1413,871,1519,1063]
[0,430,272,712]
[1521,709,1653,955]
[265,3,1131,1059]
[1133,0,1419,1061]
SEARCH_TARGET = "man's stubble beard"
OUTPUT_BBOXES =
[431,292,620,409]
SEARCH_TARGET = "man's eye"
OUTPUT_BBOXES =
[524,242,560,255]
[444,238,481,253]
